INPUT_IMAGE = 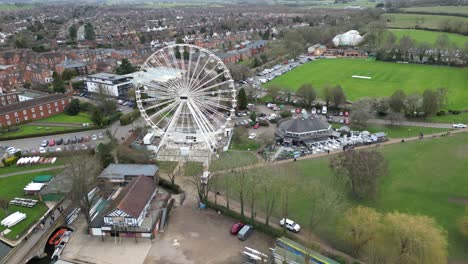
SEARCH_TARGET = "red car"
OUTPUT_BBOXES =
[345,119,350,125]
[49,139,56,147]
[344,111,349,117]
[230,222,245,235]
[253,123,260,129]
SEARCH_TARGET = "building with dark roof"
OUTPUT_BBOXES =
[275,116,332,145]
[97,163,159,184]
[103,176,157,227]
[0,94,71,128]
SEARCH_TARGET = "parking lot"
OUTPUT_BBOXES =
[62,192,273,264]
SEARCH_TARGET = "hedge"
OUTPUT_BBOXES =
[120,110,141,126]
[0,126,98,141]
[158,177,183,194]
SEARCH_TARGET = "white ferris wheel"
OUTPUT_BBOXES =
[134,44,237,155]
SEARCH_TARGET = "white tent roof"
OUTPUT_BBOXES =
[332,30,364,47]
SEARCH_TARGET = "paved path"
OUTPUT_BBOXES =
[368,119,453,128]
[0,165,68,178]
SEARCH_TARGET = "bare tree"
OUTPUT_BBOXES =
[330,150,388,200]
[323,85,333,107]
[332,85,346,107]
[296,84,316,108]
[0,199,9,215]
[262,175,277,226]
[350,99,373,130]
[69,156,102,231]
[386,111,405,126]
[236,168,248,219]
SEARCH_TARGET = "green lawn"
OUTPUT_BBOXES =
[155,161,178,174]
[219,132,468,260]
[35,112,92,124]
[0,4,34,10]
[363,124,450,138]
[210,150,259,171]
[382,13,468,30]
[0,170,61,240]
[401,5,468,16]
[389,29,468,48]
[184,162,204,176]
[424,112,468,123]
[265,59,468,110]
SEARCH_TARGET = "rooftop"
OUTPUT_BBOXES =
[0,94,69,115]
[88,73,131,81]
[115,176,155,219]
[98,163,158,180]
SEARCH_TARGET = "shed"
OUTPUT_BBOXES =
[33,175,53,183]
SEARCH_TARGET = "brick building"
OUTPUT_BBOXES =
[0,93,19,106]
[0,94,71,128]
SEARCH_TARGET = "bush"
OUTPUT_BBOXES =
[4,156,19,167]
[436,110,446,116]
[280,110,292,118]
[120,110,141,126]
[258,119,269,126]
[158,177,183,194]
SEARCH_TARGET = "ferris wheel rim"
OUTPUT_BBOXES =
[134,44,237,151]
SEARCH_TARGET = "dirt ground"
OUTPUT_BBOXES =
[144,202,273,264]
[61,199,273,264]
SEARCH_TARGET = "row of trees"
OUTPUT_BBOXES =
[340,206,448,264]
[349,87,449,130]
[268,83,347,108]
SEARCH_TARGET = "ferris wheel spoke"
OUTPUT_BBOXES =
[191,80,232,96]
[144,98,177,111]
[186,48,202,90]
[191,89,233,97]
[158,102,185,148]
[191,70,227,94]
[186,100,216,149]
[189,60,221,92]
[194,97,232,111]
[194,103,225,128]
[147,100,180,122]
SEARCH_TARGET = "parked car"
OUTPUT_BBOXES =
[56,138,63,145]
[64,139,70,145]
[6,147,18,155]
[41,140,49,147]
[56,147,62,152]
[237,225,254,241]
[83,136,91,142]
[230,222,245,235]
[453,123,467,128]
[71,137,77,144]
[77,137,84,143]
[49,139,56,147]
[248,133,257,139]
[39,147,47,154]
[91,134,98,141]
[280,218,301,233]
[98,133,104,139]
[253,123,260,129]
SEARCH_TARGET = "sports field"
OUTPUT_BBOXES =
[265,59,468,109]
[219,132,468,260]
[389,29,468,48]
[401,5,468,16]
[382,13,468,30]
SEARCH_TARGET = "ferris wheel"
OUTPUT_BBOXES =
[134,44,237,153]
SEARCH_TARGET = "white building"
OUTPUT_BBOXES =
[86,73,133,97]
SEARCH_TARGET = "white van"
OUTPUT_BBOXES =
[322,106,327,115]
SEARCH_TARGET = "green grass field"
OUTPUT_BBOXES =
[382,13,468,29]
[184,162,203,176]
[219,132,468,260]
[155,161,178,174]
[401,5,468,16]
[332,124,450,138]
[0,4,34,10]
[389,29,468,48]
[424,112,468,123]
[0,170,61,240]
[265,59,468,110]
[35,112,92,124]
[210,151,259,171]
